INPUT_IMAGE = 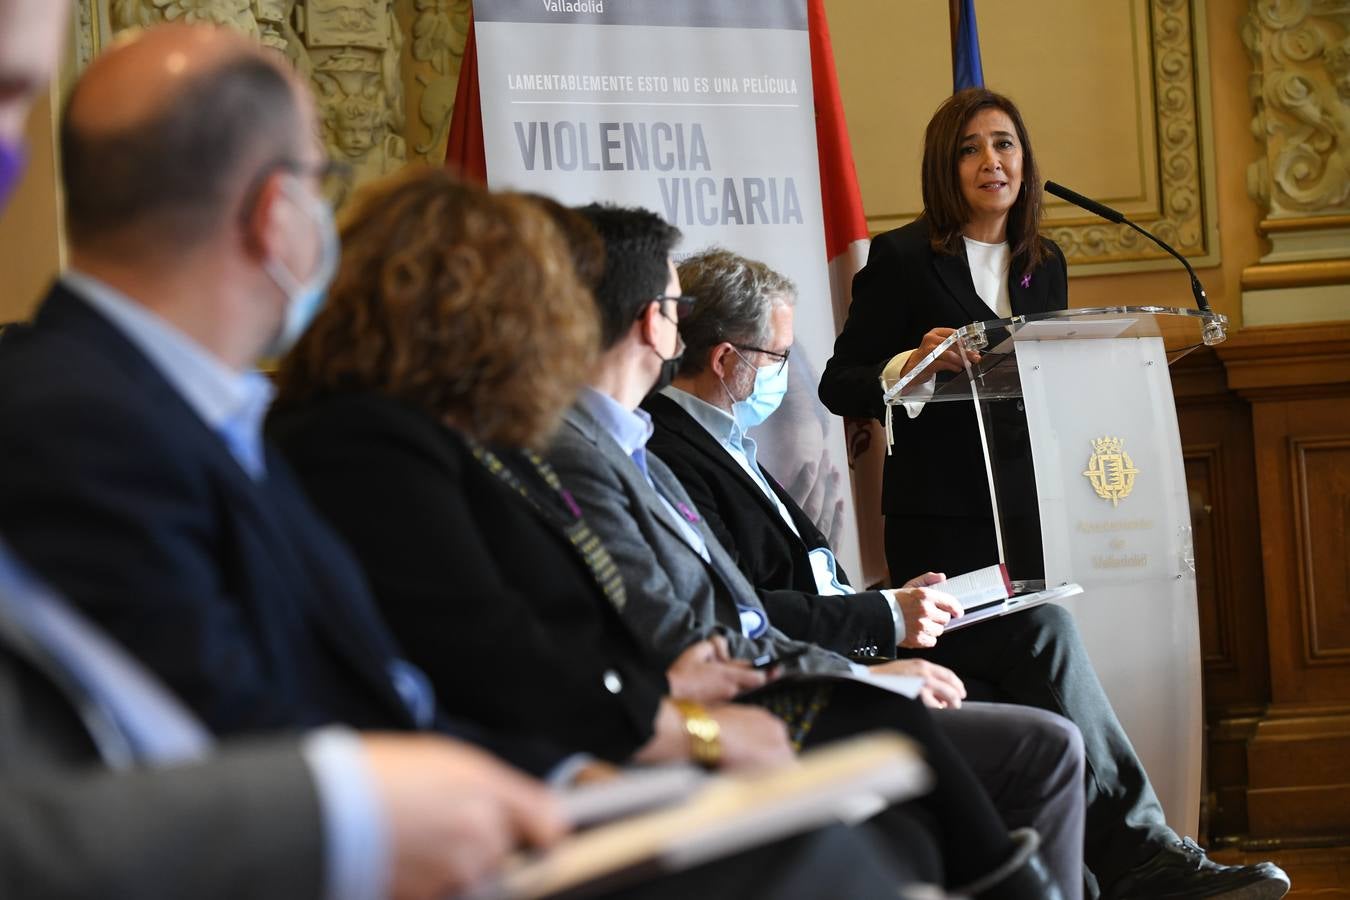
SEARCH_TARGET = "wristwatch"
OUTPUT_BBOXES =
[672,699,722,768]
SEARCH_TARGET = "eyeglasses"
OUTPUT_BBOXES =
[651,294,697,323]
[244,157,352,211]
[279,157,352,200]
[733,343,791,376]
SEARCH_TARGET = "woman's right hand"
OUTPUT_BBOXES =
[899,327,979,378]
[666,637,769,703]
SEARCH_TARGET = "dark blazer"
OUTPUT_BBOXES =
[268,392,667,764]
[0,284,564,775]
[818,217,1068,518]
[548,401,852,676]
[643,391,895,659]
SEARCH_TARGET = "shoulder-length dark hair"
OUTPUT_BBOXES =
[920,87,1046,273]
[274,168,598,450]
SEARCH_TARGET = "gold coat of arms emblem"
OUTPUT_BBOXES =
[1082,436,1138,507]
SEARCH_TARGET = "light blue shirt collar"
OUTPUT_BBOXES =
[660,385,744,445]
[578,387,655,473]
[661,384,772,496]
[661,387,855,599]
[61,270,275,480]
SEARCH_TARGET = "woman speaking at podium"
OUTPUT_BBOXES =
[819,88,1067,585]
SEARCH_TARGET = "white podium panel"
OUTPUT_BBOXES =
[1016,335,1201,837]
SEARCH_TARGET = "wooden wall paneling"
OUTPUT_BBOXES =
[1174,346,1272,842]
[1219,324,1350,843]
[1174,348,1272,709]
[1249,396,1350,704]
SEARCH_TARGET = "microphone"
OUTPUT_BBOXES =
[1044,180,1212,314]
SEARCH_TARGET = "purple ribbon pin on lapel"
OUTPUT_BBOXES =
[676,501,700,523]
[1020,273,1032,289]
[559,488,582,520]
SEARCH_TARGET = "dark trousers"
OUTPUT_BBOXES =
[897,602,1177,895]
[800,681,1014,887]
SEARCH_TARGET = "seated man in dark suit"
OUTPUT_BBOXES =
[644,247,1290,900]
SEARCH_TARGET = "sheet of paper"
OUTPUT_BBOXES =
[932,563,1012,612]
[943,584,1084,633]
[557,765,708,829]
[467,734,931,900]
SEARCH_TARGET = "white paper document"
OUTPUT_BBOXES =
[932,563,1013,613]
[943,583,1085,633]
[467,734,931,900]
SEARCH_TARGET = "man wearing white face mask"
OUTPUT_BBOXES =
[644,248,915,658]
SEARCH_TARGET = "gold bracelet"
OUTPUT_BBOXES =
[672,699,722,768]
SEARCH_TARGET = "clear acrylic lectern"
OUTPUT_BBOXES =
[884,306,1229,837]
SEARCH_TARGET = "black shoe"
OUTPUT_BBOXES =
[954,828,1066,900]
[1109,837,1290,899]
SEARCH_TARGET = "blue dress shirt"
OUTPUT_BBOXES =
[62,271,276,481]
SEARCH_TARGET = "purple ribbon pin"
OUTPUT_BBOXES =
[1020,273,1032,288]
[676,501,700,523]
[559,489,582,520]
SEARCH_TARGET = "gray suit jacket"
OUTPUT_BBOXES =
[548,402,852,676]
[0,576,324,899]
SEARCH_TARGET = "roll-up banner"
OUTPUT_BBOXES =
[474,0,864,576]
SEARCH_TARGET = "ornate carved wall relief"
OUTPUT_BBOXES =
[1244,1,1350,219]
[1241,1,1349,320]
[77,0,471,203]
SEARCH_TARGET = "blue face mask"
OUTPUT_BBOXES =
[0,138,28,212]
[727,348,790,430]
[263,176,340,356]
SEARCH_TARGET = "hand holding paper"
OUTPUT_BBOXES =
[886,582,965,649]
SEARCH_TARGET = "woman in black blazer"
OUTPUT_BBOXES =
[820,88,1068,585]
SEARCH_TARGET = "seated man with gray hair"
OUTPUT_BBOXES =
[642,247,1289,900]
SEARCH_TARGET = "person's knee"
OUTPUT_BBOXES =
[1028,708,1085,784]
[993,704,1084,785]
[1028,602,1076,639]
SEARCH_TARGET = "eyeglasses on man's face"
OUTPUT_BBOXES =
[652,294,696,323]
[733,343,790,376]
[281,157,351,200]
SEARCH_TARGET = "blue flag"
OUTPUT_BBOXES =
[951,0,984,92]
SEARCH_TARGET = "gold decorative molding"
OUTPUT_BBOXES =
[74,0,470,205]
[1243,0,1350,221]
[1044,0,1218,270]
[1261,214,1350,233]
[1242,258,1350,290]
